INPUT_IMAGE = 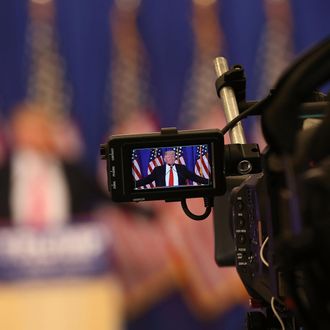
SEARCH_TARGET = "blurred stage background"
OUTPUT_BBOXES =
[0,0,329,329]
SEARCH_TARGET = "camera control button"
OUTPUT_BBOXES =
[237,216,245,228]
[111,166,116,177]
[110,148,115,161]
[236,200,244,211]
[237,233,246,245]
[237,252,246,260]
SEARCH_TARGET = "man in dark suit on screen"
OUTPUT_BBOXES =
[135,150,209,188]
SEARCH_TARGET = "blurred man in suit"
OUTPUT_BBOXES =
[0,102,109,228]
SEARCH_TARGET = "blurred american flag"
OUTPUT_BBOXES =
[256,0,293,98]
[26,1,71,114]
[179,0,225,130]
[251,0,294,150]
[108,1,155,132]
[194,145,210,182]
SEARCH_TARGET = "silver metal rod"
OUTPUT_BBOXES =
[213,57,246,144]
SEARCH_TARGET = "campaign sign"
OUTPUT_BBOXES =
[0,223,112,281]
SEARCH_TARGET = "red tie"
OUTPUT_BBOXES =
[169,166,174,186]
[27,167,47,229]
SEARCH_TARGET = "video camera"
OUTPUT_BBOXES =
[101,38,330,329]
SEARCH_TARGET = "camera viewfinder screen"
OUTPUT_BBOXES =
[132,145,212,190]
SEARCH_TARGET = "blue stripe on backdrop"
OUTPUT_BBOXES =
[291,0,330,54]
[138,0,194,128]
[217,0,266,142]
[0,0,28,115]
[219,0,266,100]
[55,0,112,171]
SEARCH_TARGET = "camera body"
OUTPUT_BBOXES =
[230,173,274,302]
[101,38,330,329]
[101,123,276,303]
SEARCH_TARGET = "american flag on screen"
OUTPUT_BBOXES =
[146,148,164,188]
[174,147,186,165]
[132,150,142,182]
[194,145,210,184]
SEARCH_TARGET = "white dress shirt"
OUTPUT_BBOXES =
[165,164,178,186]
[10,150,70,228]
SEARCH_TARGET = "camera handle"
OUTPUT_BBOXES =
[213,57,262,176]
[213,57,247,144]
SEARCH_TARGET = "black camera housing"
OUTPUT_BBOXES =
[100,128,226,202]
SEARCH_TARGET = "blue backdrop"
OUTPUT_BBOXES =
[1,0,330,171]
